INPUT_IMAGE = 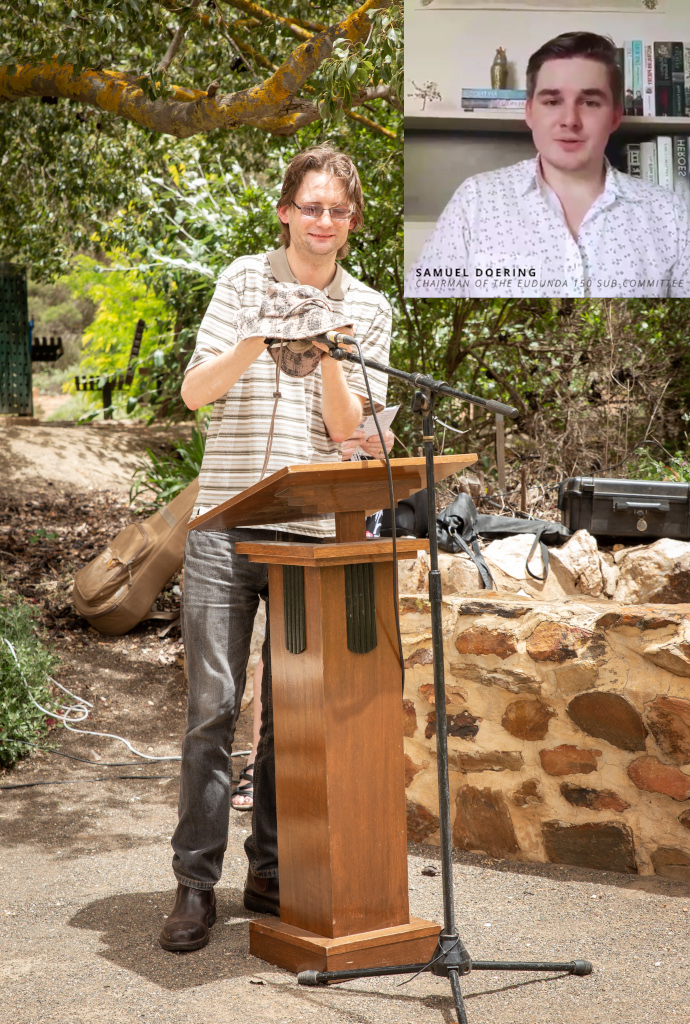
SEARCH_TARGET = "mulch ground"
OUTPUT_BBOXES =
[0,489,188,785]
[0,489,181,634]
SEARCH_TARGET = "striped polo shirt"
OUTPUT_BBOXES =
[186,246,392,538]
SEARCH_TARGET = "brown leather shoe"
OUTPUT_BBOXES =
[159,883,216,952]
[243,867,280,916]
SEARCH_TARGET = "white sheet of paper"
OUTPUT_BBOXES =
[349,405,400,460]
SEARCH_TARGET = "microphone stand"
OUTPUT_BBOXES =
[297,349,592,1024]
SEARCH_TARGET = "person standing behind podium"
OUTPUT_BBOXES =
[405,31,690,299]
[158,145,392,952]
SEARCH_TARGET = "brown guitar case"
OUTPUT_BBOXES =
[72,477,199,635]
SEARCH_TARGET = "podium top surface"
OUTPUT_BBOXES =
[191,454,477,532]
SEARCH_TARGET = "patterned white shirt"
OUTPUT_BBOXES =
[405,157,690,299]
[186,247,391,538]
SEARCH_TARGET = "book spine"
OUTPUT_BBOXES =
[460,99,525,109]
[685,45,690,117]
[461,89,527,100]
[615,47,625,110]
[632,40,643,116]
[657,135,674,189]
[626,143,642,178]
[655,42,673,117]
[672,42,685,117]
[673,136,690,204]
[624,41,634,116]
[640,140,658,184]
[644,43,655,116]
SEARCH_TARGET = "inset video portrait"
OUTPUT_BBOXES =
[404,6,690,299]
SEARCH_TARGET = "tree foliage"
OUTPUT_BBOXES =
[394,297,690,491]
[0,1,401,278]
[0,1,399,136]
[62,254,174,416]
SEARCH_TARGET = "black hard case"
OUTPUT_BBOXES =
[558,477,690,541]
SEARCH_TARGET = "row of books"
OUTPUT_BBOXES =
[460,89,526,111]
[618,42,690,118]
[625,138,689,200]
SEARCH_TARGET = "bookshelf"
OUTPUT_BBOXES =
[405,113,690,136]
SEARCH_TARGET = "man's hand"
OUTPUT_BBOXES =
[318,329,364,441]
[312,336,354,357]
[341,428,395,461]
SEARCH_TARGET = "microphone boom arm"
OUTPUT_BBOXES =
[327,347,519,420]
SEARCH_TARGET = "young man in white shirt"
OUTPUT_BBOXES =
[405,31,690,299]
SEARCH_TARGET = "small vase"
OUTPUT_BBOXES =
[491,47,508,90]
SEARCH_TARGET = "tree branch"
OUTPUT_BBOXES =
[157,1,201,73]
[0,1,391,139]
[355,85,400,109]
[225,27,279,74]
[219,0,326,36]
[344,109,395,138]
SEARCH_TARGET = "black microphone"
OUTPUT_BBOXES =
[314,330,353,350]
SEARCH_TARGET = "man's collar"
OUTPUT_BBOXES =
[266,246,348,300]
[518,157,541,197]
[604,160,649,202]
[521,154,645,203]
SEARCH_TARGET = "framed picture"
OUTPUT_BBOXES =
[419,1,664,10]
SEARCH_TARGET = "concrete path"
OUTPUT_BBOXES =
[0,422,194,495]
[2,698,689,1024]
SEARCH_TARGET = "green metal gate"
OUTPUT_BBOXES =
[0,263,32,416]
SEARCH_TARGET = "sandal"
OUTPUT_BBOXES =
[231,762,254,811]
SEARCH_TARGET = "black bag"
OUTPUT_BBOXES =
[378,489,429,539]
[436,493,571,589]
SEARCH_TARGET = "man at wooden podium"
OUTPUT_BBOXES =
[159,145,393,952]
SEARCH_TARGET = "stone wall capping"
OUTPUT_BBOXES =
[641,641,690,678]
[613,544,648,564]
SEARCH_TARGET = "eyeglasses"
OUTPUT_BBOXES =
[291,200,353,221]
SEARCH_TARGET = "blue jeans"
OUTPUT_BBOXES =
[172,526,319,889]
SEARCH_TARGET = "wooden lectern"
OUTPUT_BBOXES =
[192,454,477,974]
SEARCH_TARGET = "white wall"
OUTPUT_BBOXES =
[405,0,690,115]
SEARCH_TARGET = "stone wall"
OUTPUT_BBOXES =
[400,563,690,881]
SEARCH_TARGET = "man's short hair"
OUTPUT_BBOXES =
[526,32,622,105]
[276,144,364,259]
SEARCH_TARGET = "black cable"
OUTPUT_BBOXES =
[396,934,462,987]
[0,738,250,767]
[0,774,178,790]
[0,739,169,767]
[350,339,405,694]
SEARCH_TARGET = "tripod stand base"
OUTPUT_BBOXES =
[249,916,440,974]
[297,957,594,986]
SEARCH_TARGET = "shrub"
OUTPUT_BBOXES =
[0,590,57,768]
[129,425,206,510]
